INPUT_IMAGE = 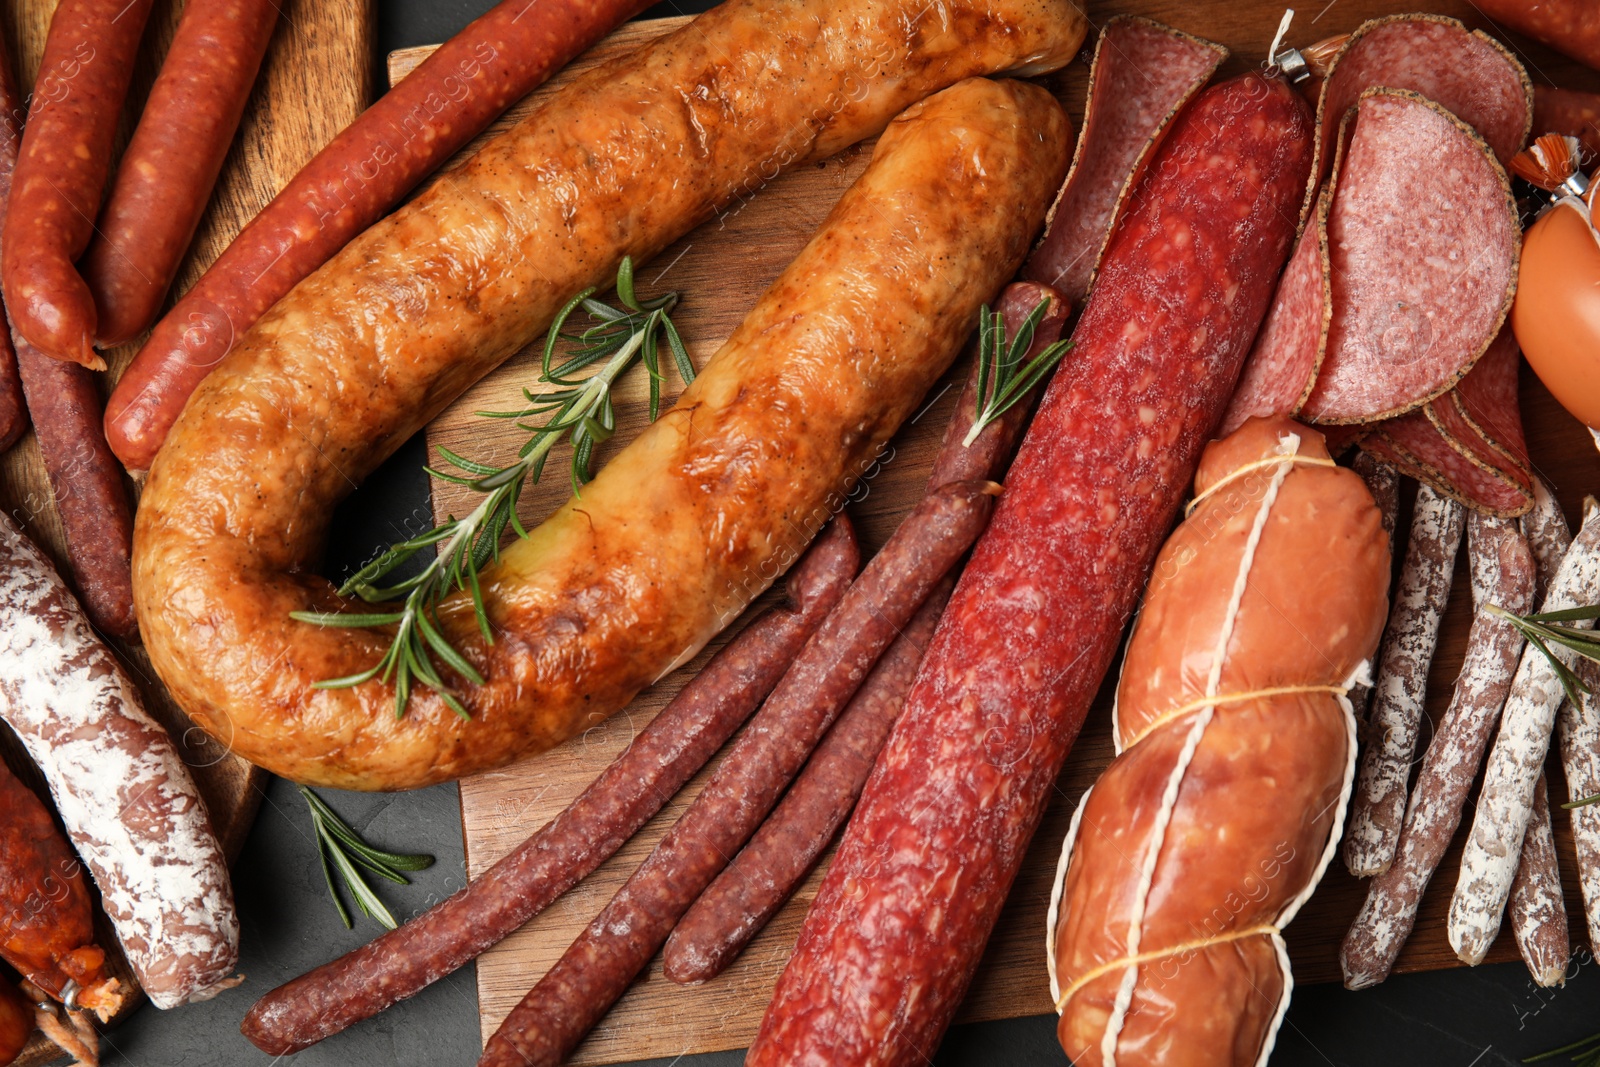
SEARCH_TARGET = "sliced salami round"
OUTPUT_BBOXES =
[1424,326,1534,504]
[1025,16,1225,303]
[1301,89,1519,424]
[1361,411,1534,518]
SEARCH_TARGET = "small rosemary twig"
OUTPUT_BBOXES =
[291,257,693,718]
[1485,603,1600,708]
[1525,1028,1600,1066]
[965,296,1072,447]
[300,787,434,930]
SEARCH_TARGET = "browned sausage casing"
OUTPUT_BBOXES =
[134,0,1087,791]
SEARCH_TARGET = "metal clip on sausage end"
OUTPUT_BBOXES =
[58,978,80,1013]
[1264,9,1307,82]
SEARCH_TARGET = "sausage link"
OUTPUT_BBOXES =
[663,574,955,985]
[1508,774,1569,988]
[1346,452,1401,723]
[1534,86,1600,164]
[0,14,135,635]
[103,0,655,469]
[0,758,119,1016]
[0,977,29,1066]
[1340,513,1536,989]
[479,481,1000,1067]
[660,283,1066,985]
[0,512,239,1008]
[747,72,1314,1067]
[1523,476,1574,597]
[1343,484,1466,876]
[0,0,155,368]
[1478,0,1600,72]
[1559,654,1600,949]
[1450,502,1600,964]
[925,280,1068,489]
[0,24,25,454]
[239,518,858,1055]
[82,0,280,346]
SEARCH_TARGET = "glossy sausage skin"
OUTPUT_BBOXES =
[1478,0,1600,71]
[82,0,280,346]
[134,0,1088,792]
[103,0,653,469]
[0,977,28,1066]
[0,23,24,454]
[0,758,114,1015]
[239,520,858,1055]
[0,0,154,368]
[0,13,136,636]
[746,73,1315,1067]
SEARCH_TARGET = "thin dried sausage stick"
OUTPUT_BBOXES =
[663,575,955,985]
[0,512,239,1008]
[1348,451,1401,722]
[239,519,858,1055]
[1340,513,1535,988]
[747,72,1315,1067]
[1523,476,1574,597]
[1558,653,1600,949]
[479,481,1000,1067]
[81,0,280,346]
[660,284,1067,985]
[1450,501,1600,964]
[0,759,122,1017]
[1343,484,1466,877]
[0,0,155,369]
[1508,774,1569,987]
[102,0,657,469]
[0,13,135,636]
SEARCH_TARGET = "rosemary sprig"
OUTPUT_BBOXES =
[1485,603,1600,708]
[964,297,1072,447]
[300,786,434,930]
[291,257,692,718]
[1525,1029,1600,1066]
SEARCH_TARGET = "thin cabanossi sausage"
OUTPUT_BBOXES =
[480,479,1002,1067]
[0,0,155,369]
[102,0,654,469]
[1508,774,1569,987]
[132,2,1087,791]
[238,518,858,1055]
[0,19,135,637]
[747,71,1315,1067]
[661,283,1068,986]
[81,0,280,346]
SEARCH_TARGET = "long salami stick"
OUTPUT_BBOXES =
[1559,653,1600,949]
[1509,775,1569,987]
[1348,452,1402,723]
[1341,513,1535,987]
[1450,500,1600,964]
[1344,484,1466,876]
[241,520,858,1055]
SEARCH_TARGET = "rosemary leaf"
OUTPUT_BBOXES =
[1486,602,1599,707]
[293,258,692,718]
[300,787,434,930]
[964,297,1072,448]
[1524,1028,1600,1063]
[1564,793,1600,811]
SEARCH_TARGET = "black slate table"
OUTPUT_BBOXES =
[98,1,1600,1064]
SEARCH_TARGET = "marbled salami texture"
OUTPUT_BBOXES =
[1450,502,1600,964]
[1344,484,1465,876]
[1341,513,1534,988]
[746,72,1315,1067]
[0,511,238,1009]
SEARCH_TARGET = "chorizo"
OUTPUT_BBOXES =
[133,0,1087,791]
[746,72,1315,1067]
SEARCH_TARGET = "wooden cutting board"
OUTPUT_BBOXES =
[0,1,370,1063]
[396,4,1600,1063]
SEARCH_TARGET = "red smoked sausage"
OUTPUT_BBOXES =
[0,21,136,637]
[104,0,653,470]
[0,0,155,369]
[1479,0,1600,72]
[745,72,1314,1067]
[0,976,29,1066]
[82,0,280,346]
[239,519,858,1055]
[0,28,24,455]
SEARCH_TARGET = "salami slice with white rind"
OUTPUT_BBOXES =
[1301,90,1519,424]
[1450,500,1600,964]
[0,511,239,1009]
[1025,16,1225,304]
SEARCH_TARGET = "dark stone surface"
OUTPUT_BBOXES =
[102,1,1600,1063]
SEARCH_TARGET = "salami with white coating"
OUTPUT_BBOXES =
[1508,775,1569,988]
[1343,483,1465,878]
[746,72,1315,1067]
[0,511,238,1009]
[1340,512,1534,988]
[1558,653,1600,949]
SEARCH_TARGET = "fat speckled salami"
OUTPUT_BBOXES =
[1341,513,1534,988]
[1023,16,1224,303]
[0,511,238,1009]
[1509,775,1569,987]
[1344,483,1465,877]
[1301,90,1519,424]
[1450,501,1600,964]
[747,73,1315,1067]
[1477,0,1600,73]
[1535,86,1600,162]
